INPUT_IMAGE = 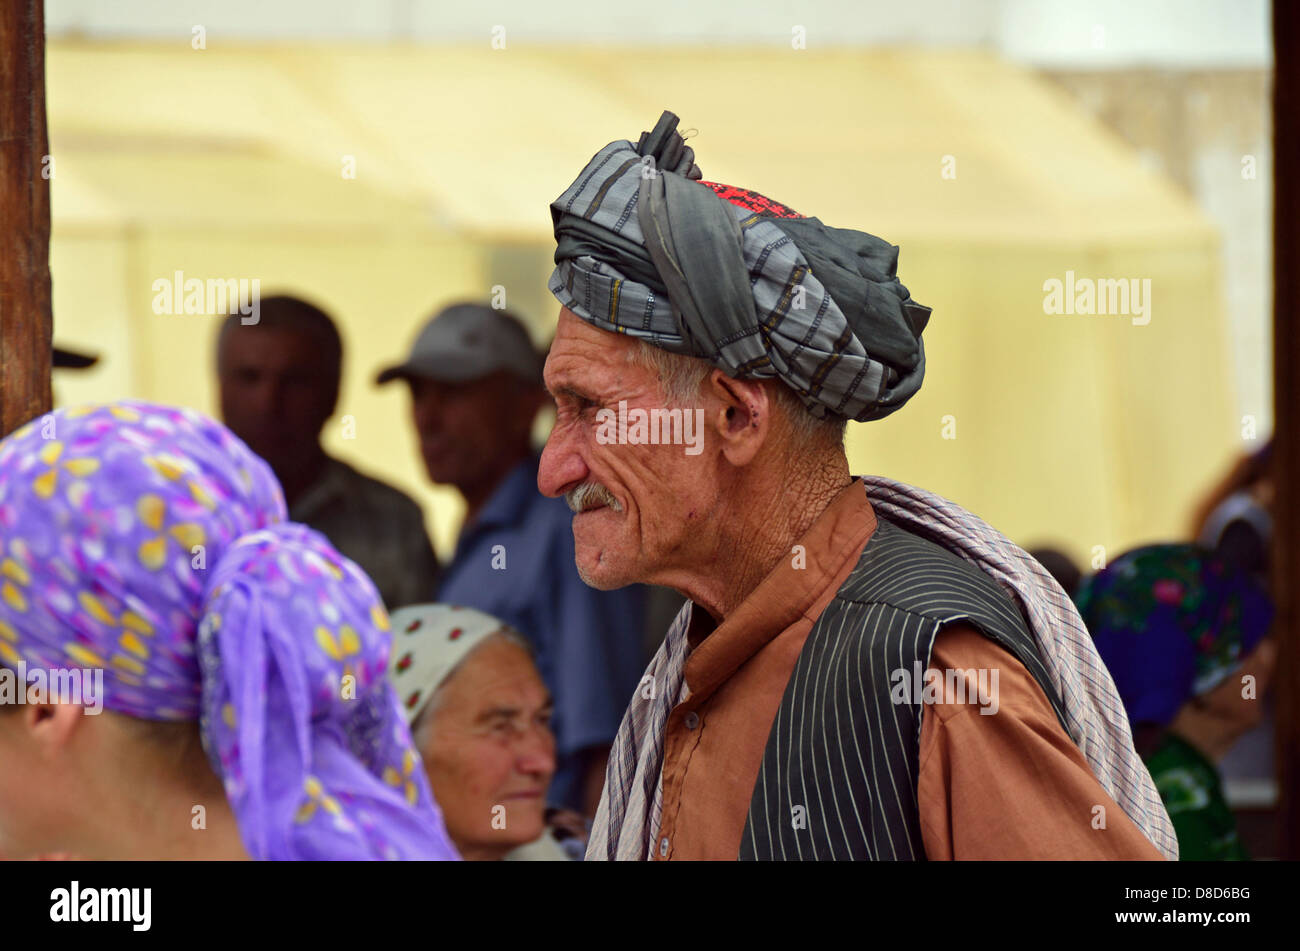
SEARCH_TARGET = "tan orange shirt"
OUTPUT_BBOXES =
[653,479,1163,861]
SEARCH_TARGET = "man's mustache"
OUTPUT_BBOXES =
[566,482,623,514]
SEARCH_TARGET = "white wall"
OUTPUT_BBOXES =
[46,0,1272,67]
[997,0,1271,67]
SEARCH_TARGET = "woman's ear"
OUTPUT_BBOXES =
[24,700,87,758]
[705,370,772,468]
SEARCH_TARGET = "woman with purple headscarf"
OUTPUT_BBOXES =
[0,401,459,860]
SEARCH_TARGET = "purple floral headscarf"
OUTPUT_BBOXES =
[0,401,459,860]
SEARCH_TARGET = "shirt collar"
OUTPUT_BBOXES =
[682,478,878,701]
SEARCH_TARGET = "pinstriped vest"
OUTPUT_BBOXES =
[739,516,1068,860]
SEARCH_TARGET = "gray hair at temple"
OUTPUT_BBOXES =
[626,341,848,449]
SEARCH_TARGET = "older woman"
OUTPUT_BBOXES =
[0,401,458,860]
[387,604,583,860]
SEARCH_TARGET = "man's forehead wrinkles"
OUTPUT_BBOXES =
[547,352,620,391]
[543,364,593,397]
[555,338,618,365]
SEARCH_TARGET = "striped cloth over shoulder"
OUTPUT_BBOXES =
[586,476,1179,861]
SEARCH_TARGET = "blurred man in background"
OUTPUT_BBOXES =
[216,294,439,608]
[379,302,648,817]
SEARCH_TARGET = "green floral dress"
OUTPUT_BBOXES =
[1145,733,1249,861]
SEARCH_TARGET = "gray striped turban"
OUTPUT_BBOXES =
[548,111,932,422]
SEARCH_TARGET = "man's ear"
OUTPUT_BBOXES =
[705,370,772,467]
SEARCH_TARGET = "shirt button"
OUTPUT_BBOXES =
[659,836,670,857]
[684,711,700,730]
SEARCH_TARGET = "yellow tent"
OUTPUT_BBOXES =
[46,42,1239,565]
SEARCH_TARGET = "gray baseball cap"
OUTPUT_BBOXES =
[376,303,543,386]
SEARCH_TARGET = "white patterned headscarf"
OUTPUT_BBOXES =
[586,476,1179,861]
[385,604,515,726]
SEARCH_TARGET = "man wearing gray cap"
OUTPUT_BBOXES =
[379,303,649,817]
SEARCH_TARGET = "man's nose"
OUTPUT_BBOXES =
[537,424,588,499]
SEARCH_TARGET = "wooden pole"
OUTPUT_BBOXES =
[0,0,52,438]
[1273,0,1300,861]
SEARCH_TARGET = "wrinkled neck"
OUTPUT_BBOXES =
[673,449,852,622]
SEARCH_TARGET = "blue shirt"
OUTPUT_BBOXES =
[436,455,648,811]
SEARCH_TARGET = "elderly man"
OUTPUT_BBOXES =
[537,112,1178,861]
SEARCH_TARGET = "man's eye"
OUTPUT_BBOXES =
[560,397,596,420]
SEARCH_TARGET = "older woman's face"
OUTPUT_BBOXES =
[538,308,719,590]
[416,637,555,860]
